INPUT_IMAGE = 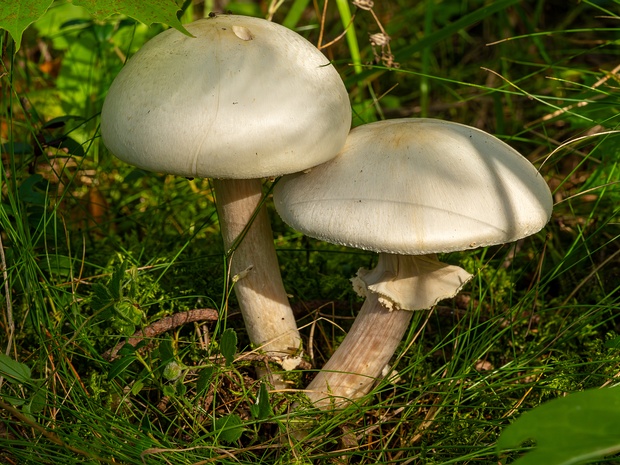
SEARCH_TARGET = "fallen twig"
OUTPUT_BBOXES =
[104,308,219,361]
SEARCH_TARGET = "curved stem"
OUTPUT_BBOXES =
[304,253,472,408]
[304,291,413,408]
[213,178,302,371]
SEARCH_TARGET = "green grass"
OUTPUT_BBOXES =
[1,0,620,464]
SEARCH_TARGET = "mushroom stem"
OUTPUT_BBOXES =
[304,253,472,408]
[304,291,413,408]
[213,178,302,371]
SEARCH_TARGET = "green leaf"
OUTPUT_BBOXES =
[0,0,54,51]
[118,342,137,356]
[131,379,144,395]
[220,328,237,366]
[115,300,142,326]
[604,336,620,349]
[175,380,187,397]
[113,320,136,337]
[91,282,115,312]
[497,387,620,465]
[123,169,149,184]
[162,384,176,397]
[158,338,175,365]
[249,382,273,420]
[0,354,32,385]
[214,414,244,443]
[108,354,136,381]
[109,261,127,301]
[0,0,189,53]
[3,396,26,407]
[28,386,47,414]
[56,137,85,157]
[42,115,85,130]
[71,0,190,36]
[196,367,214,397]
[18,174,47,206]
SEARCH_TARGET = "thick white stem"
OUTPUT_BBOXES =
[213,178,302,371]
[304,253,472,408]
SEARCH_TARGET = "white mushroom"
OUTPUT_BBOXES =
[100,15,352,374]
[274,118,553,407]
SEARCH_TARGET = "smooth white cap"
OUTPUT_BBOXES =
[274,118,553,255]
[101,15,351,179]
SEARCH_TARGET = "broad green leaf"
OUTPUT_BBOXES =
[91,282,115,311]
[131,379,144,395]
[18,174,47,206]
[72,0,189,36]
[0,354,32,385]
[113,320,136,336]
[220,328,237,365]
[2,396,26,407]
[158,338,175,365]
[175,380,187,397]
[28,386,47,414]
[0,0,54,51]
[162,384,176,397]
[249,382,273,420]
[55,137,85,158]
[604,336,620,349]
[0,0,188,53]
[115,300,141,326]
[497,387,620,465]
[42,115,85,130]
[214,414,244,443]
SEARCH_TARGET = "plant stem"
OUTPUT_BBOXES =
[335,0,363,74]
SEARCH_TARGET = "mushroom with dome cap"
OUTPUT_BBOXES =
[100,14,352,373]
[274,118,553,407]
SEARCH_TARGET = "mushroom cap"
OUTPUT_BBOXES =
[274,118,553,255]
[100,15,351,179]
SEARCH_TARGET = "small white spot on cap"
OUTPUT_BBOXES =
[232,25,253,41]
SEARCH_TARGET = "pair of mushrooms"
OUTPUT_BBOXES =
[101,14,553,408]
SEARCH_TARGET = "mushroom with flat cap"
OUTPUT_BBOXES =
[100,15,352,374]
[274,118,553,407]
